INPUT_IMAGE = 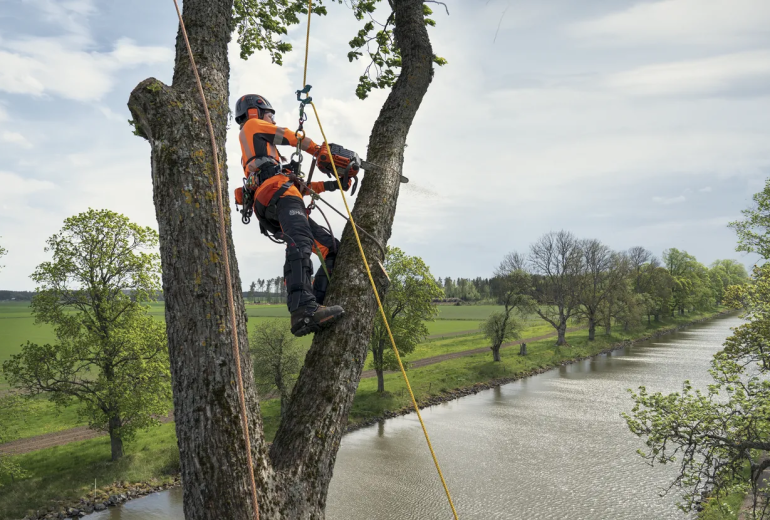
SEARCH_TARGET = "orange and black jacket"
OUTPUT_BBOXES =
[238,118,328,206]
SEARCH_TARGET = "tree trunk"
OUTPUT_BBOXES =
[605,320,612,335]
[376,368,385,393]
[556,322,567,346]
[266,2,434,515]
[128,1,435,519]
[129,0,433,516]
[279,391,289,419]
[519,343,527,356]
[108,415,124,462]
[128,1,271,518]
[492,344,502,362]
[588,316,596,341]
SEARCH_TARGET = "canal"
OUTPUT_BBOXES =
[90,315,739,519]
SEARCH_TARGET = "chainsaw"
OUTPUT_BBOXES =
[315,143,408,195]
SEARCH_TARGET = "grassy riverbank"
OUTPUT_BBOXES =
[0,308,728,519]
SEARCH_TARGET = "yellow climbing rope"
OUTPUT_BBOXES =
[302,2,459,518]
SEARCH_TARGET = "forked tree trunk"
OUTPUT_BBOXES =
[128,0,434,518]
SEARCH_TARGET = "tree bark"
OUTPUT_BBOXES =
[492,344,502,362]
[129,1,272,518]
[588,316,596,341]
[108,415,124,462]
[131,0,434,518]
[519,343,527,356]
[376,368,385,393]
[556,322,567,346]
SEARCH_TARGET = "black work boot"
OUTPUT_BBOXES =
[290,304,345,337]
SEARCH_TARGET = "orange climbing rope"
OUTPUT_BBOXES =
[170,1,261,519]
[301,1,459,518]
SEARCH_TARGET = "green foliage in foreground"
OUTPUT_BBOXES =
[0,309,724,518]
[625,179,770,519]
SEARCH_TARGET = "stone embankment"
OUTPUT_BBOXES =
[346,310,735,435]
[20,478,180,520]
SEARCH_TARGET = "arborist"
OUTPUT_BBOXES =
[235,94,346,337]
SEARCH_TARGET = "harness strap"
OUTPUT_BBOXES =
[268,180,294,207]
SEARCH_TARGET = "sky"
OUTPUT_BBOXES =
[0,0,768,291]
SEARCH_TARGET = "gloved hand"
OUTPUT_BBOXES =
[323,179,352,192]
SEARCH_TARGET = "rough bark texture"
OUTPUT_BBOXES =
[129,1,273,518]
[128,0,433,518]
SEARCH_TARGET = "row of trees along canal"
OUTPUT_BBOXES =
[251,232,747,417]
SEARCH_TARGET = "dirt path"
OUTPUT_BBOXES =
[0,327,576,456]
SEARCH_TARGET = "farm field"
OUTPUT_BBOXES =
[0,300,512,442]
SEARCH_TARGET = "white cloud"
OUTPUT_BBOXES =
[652,195,686,205]
[1,131,32,148]
[699,186,713,193]
[26,0,96,39]
[570,0,770,46]
[606,51,770,97]
[0,171,55,201]
[0,37,173,101]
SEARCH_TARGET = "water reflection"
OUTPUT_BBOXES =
[89,316,740,519]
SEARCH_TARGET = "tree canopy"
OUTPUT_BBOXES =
[2,209,171,461]
[370,246,442,392]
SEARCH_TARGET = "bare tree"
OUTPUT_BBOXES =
[482,252,531,361]
[127,0,436,517]
[528,231,583,346]
[251,320,302,418]
[575,240,630,340]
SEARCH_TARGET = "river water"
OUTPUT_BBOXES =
[89,315,740,519]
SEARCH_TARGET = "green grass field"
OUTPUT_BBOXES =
[0,301,507,442]
[0,308,726,519]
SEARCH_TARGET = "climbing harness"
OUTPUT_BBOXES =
[298,1,460,518]
[171,1,261,519]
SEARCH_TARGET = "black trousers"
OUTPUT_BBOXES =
[272,195,339,312]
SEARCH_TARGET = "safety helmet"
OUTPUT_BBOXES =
[234,94,274,125]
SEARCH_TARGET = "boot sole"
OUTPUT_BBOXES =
[291,311,344,337]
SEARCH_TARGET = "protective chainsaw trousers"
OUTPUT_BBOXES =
[272,189,339,312]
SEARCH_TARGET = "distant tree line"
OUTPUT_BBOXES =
[246,277,287,304]
[453,233,749,359]
[0,291,35,301]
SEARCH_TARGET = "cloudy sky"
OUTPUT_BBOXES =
[0,0,768,291]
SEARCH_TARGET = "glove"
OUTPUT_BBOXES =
[323,179,352,192]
